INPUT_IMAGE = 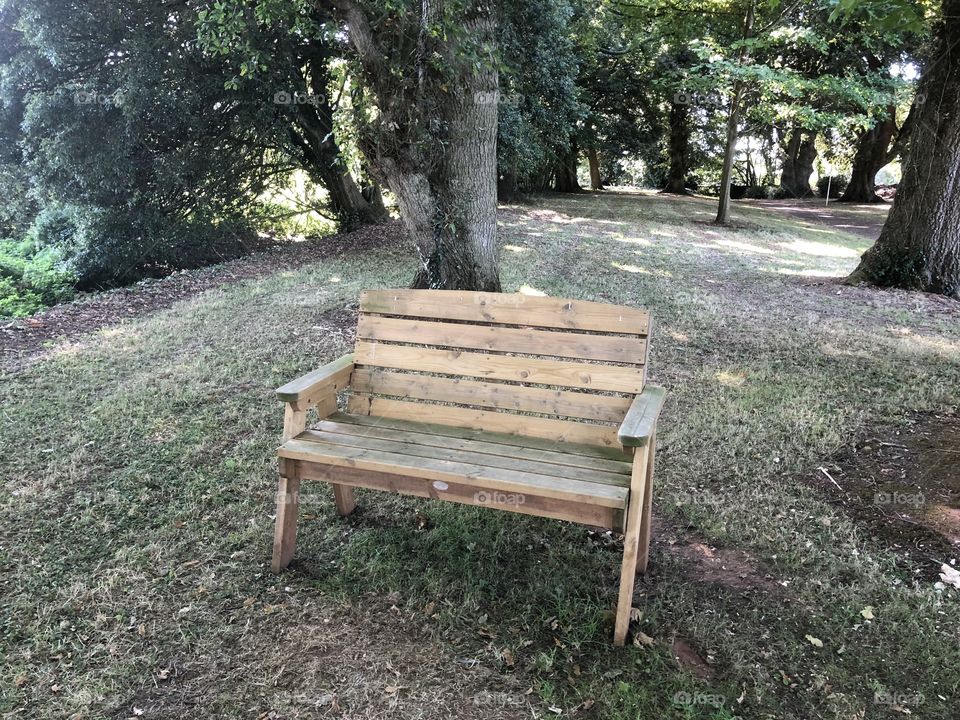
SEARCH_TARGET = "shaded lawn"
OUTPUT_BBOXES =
[1,190,959,719]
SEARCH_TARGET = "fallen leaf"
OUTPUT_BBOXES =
[14,674,27,687]
[629,607,642,622]
[157,668,170,680]
[633,631,655,647]
[501,648,515,667]
[805,635,823,648]
[939,563,960,589]
[384,685,406,695]
[423,601,436,616]
[243,597,256,608]
[860,606,875,620]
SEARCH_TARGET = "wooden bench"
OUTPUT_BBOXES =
[272,289,666,645]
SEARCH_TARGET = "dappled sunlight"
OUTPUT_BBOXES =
[779,239,862,258]
[775,267,842,277]
[100,327,127,338]
[615,235,653,246]
[712,239,776,255]
[502,244,530,253]
[612,262,651,275]
[716,370,747,387]
[518,284,547,296]
[328,275,341,283]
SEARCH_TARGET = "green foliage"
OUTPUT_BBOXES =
[0,235,74,317]
[817,174,849,197]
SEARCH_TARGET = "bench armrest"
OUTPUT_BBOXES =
[618,386,666,447]
[276,353,354,406]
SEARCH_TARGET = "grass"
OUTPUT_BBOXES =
[1,190,958,719]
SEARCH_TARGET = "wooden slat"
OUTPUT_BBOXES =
[356,315,647,363]
[279,439,629,508]
[351,368,632,423]
[327,412,628,460]
[291,461,625,529]
[313,417,632,473]
[347,397,620,447]
[298,428,630,486]
[360,289,650,334]
[353,342,645,394]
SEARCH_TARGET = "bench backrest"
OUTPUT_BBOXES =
[347,289,650,448]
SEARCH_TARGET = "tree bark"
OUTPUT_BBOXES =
[715,0,755,225]
[662,100,689,195]
[333,0,501,290]
[848,0,960,298]
[779,128,817,197]
[588,147,603,190]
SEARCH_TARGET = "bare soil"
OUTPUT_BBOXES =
[808,413,960,576]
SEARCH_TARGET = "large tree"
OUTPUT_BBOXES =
[847,0,960,297]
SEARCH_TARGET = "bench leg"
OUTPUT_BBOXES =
[332,484,357,516]
[272,474,300,572]
[636,432,657,575]
[614,443,650,646]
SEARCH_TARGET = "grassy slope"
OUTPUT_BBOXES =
[1,191,958,719]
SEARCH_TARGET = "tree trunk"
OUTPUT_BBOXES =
[294,49,390,231]
[554,139,582,192]
[848,0,960,298]
[662,100,689,195]
[588,148,603,190]
[779,129,817,197]
[334,0,500,290]
[715,0,755,225]
[839,107,898,203]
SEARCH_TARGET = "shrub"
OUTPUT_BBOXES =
[741,185,778,200]
[0,237,75,317]
[817,175,848,199]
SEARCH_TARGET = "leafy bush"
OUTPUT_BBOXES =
[0,236,75,317]
[740,185,778,200]
[817,175,848,199]
[26,202,256,290]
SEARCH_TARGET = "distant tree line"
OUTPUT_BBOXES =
[0,0,956,314]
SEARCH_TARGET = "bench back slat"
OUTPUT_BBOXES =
[351,289,650,448]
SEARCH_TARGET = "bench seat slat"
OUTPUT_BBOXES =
[299,428,630,486]
[360,289,650,334]
[279,438,629,508]
[327,411,628,460]
[314,416,632,473]
[357,315,647,363]
[351,368,632,423]
[354,341,645,393]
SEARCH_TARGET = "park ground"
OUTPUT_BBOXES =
[1,190,958,719]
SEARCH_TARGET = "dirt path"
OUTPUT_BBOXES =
[740,197,890,240]
[0,222,404,374]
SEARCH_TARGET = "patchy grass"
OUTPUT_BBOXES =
[1,191,959,719]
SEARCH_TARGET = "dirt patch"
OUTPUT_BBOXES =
[670,637,716,680]
[650,517,783,595]
[1,222,405,374]
[809,413,960,575]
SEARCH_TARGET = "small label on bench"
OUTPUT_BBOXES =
[432,481,449,491]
